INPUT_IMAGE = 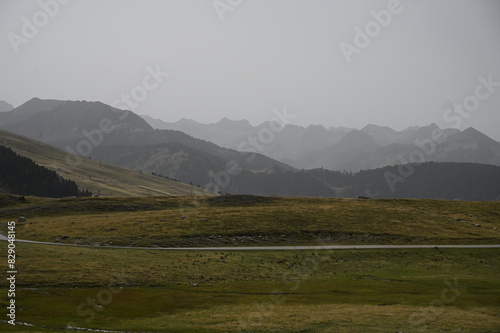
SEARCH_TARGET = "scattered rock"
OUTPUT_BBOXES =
[474,224,481,227]
[18,216,26,222]
[60,235,69,240]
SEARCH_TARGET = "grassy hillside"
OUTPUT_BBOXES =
[0,146,84,197]
[0,129,199,197]
[2,194,498,247]
[0,195,498,332]
[1,99,295,193]
[0,243,498,332]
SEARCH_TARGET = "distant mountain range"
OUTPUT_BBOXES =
[1,98,499,200]
[142,116,500,171]
[0,98,293,191]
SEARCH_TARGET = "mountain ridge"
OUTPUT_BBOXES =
[0,100,14,112]
[142,115,500,171]
[0,98,295,193]
[2,98,499,200]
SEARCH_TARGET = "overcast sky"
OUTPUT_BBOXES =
[1,0,499,140]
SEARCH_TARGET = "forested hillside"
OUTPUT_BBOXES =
[216,162,500,200]
[0,146,90,197]
[308,162,500,201]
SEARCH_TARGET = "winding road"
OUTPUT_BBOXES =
[1,233,499,251]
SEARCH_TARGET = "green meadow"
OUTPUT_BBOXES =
[0,194,499,332]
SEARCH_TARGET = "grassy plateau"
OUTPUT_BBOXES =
[1,194,498,247]
[0,194,498,332]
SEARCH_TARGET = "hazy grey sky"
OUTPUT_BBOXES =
[1,0,499,140]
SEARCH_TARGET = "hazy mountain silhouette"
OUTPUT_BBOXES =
[0,101,13,113]
[142,115,353,167]
[297,130,381,170]
[1,98,293,191]
[0,98,65,125]
[141,115,254,147]
[142,115,499,172]
[430,127,500,165]
[3,98,499,200]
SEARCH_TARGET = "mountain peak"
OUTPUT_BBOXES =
[425,123,440,130]
[218,117,250,126]
[306,124,326,130]
[177,117,197,124]
[337,129,380,148]
[462,127,482,135]
[305,124,328,134]
[413,123,441,136]
[18,97,67,111]
[0,100,14,112]
[362,124,393,131]
[0,98,67,127]
[217,117,252,131]
[24,97,64,105]
[446,126,499,148]
[461,127,496,142]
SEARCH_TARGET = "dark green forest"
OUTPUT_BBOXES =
[224,162,500,201]
[0,146,90,198]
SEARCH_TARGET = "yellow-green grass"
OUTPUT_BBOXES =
[3,195,499,246]
[0,242,498,332]
[0,129,198,196]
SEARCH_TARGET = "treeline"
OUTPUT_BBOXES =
[340,162,500,201]
[150,171,202,188]
[222,162,500,201]
[0,146,91,198]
